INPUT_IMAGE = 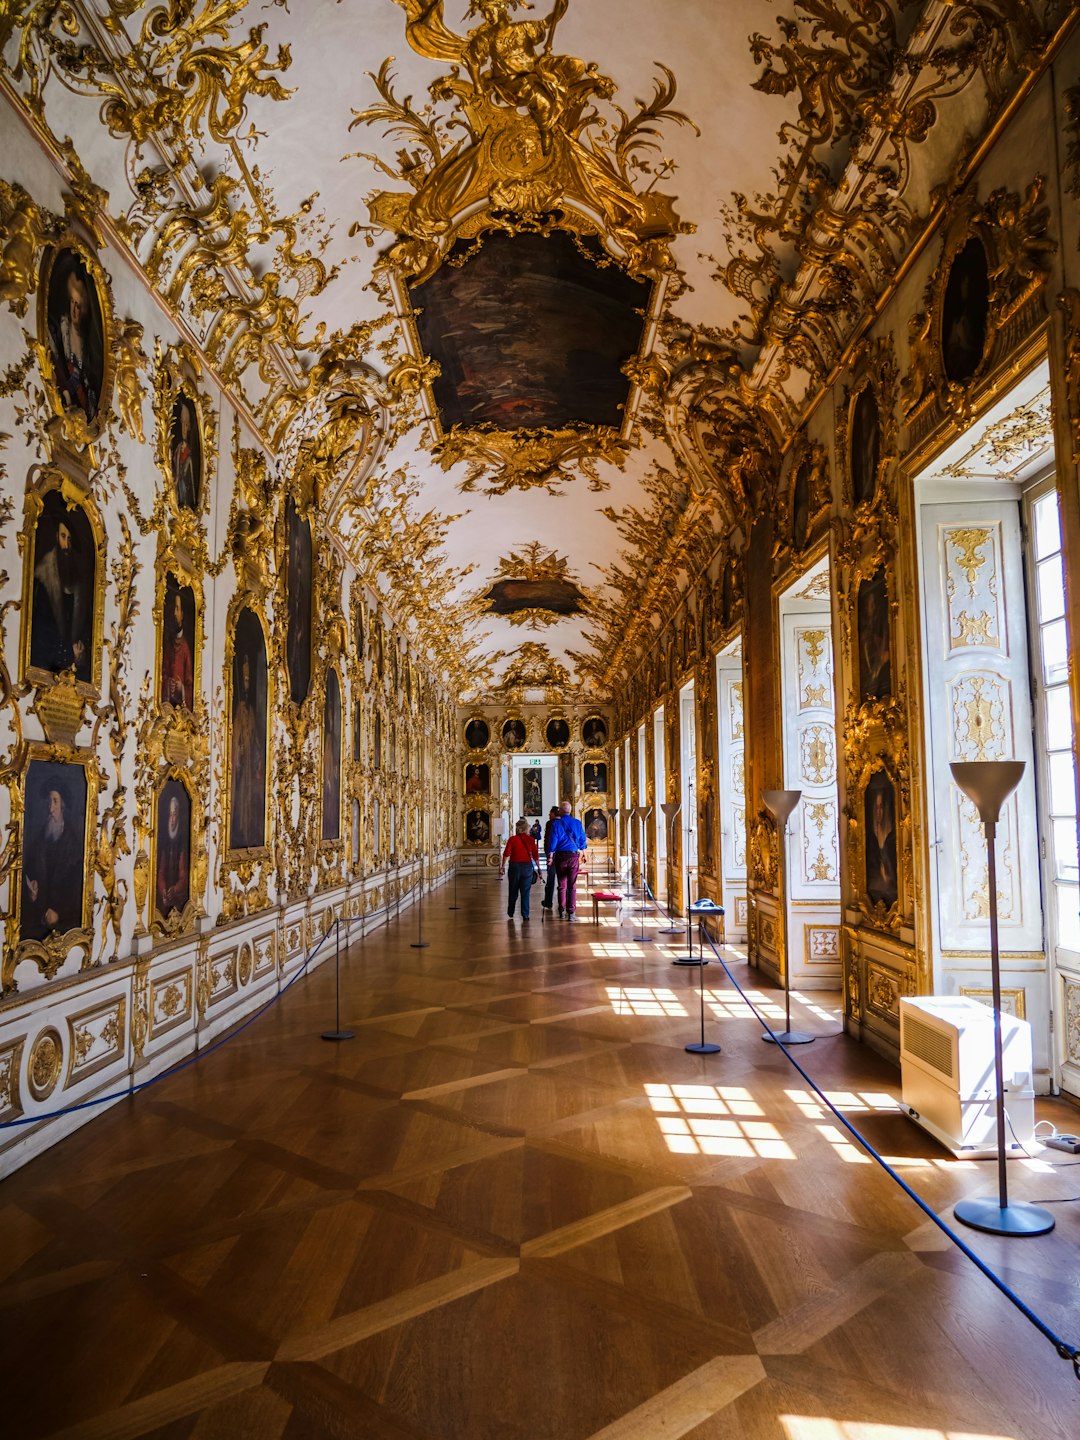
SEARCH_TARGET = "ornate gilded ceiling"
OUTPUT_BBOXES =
[0,0,1068,699]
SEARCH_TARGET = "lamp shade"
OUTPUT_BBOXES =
[633,805,653,822]
[950,761,1025,826]
[660,802,681,820]
[761,788,802,826]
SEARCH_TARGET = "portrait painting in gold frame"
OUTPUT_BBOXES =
[21,475,105,697]
[37,236,113,445]
[227,605,270,855]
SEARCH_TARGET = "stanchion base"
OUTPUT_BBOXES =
[410,940,430,948]
[658,924,684,935]
[321,1030,355,1042]
[762,1030,815,1045]
[685,1042,721,1055]
[672,956,707,966]
[448,905,460,912]
[954,1197,1055,1236]
[633,935,652,943]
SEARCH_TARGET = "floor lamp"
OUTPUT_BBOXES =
[633,805,652,942]
[760,788,814,1045]
[951,760,1054,1237]
[659,802,683,935]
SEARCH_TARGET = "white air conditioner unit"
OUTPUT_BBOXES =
[900,996,1035,1156]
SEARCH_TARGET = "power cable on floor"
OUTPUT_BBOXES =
[697,922,1080,1384]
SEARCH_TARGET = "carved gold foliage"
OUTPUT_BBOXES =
[0,177,54,317]
[10,1,293,167]
[352,1,696,285]
[439,424,626,498]
[903,178,1055,428]
[1059,288,1080,467]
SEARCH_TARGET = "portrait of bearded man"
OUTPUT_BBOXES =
[21,764,85,942]
[156,784,190,919]
[30,492,94,682]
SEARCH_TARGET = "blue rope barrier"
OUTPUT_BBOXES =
[0,914,351,1131]
[697,922,1080,1382]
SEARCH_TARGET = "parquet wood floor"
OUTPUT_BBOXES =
[3,882,1079,1439]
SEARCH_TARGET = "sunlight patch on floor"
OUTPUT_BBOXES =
[782,1418,1017,1440]
[645,1082,795,1159]
[606,986,688,1018]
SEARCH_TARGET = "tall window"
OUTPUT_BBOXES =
[1028,484,1080,956]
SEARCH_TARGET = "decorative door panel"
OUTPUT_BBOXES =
[778,578,841,988]
[782,615,840,900]
[717,654,747,940]
[920,504,1042,957]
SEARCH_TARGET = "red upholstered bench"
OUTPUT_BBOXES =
[591,891,623,925]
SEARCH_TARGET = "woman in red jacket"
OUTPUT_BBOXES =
[500,818,539,921]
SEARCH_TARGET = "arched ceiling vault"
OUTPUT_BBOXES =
[3,0,1072,699]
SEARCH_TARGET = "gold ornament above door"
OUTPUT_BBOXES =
[350,0,697,491]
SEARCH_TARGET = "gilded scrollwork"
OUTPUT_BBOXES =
[902,178,1056,432]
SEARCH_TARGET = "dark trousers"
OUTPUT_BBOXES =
[555,852,580,914]
[543,858,557,908]
[507,861,533,917]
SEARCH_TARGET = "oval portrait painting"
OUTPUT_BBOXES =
[43,246,106,428]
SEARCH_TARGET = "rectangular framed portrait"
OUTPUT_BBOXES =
[285,495,313,707]
[464,761,490,796]
[159,568,198,712]
[583,761,608,795]
[584,808,609,842]
[154,775,192,925]
[321,668,342,842]
[18,754,93,947]
[23,480,103,692]
[857,566,892,704]
[465,808,491,846]
[863,769,899,914]
[228,606,269,853]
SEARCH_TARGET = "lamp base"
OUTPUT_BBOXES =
[954,1197,1055,1236]
[321,1030,355,1042]
[685,1042,721,1055]
[762,1030,815,1045]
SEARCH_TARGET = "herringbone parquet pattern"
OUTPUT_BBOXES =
[2,880,1078,1439]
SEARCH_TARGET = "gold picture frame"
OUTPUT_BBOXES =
[153,543,204,723]
[222,597,274,867]
[19,470,106,701]
[150,767,202,939]
[6,742,99,990]
[153,345,217,539]
[35,232,115,450]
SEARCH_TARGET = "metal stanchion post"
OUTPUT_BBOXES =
[410,854,429,948]
[685,904,724,1055]
[321,918,355,1042]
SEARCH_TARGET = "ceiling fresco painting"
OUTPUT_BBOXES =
[411,230,649,432]
[1,0,1071,701]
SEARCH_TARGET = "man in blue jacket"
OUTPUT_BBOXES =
[549,799,587,920]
